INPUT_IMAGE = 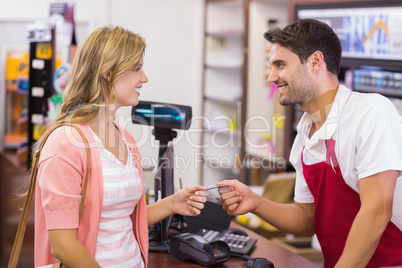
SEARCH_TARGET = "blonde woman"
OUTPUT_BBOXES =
[34,25,209,268]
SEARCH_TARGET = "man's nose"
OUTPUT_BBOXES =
[267,69,278,83]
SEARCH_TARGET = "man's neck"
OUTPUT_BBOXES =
[304,87,339,138]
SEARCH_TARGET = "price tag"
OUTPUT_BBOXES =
[31,114,44,125]
[32,87,45,97]
[32,59,45,70]
[36,43,53,59]
[27,23,52,42]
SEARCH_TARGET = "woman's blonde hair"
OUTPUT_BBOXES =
[34,25,146,151]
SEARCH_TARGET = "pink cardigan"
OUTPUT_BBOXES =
[34,124,149,267]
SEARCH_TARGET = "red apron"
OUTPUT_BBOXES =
[302,139,402,268]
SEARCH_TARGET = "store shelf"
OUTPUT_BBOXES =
[205,63,242,69]
[353,86,402,98]
[204,95,241,105]
[246,146,285,169]
[206,31,243,38]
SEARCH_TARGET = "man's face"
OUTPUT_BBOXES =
[267,44,318,106]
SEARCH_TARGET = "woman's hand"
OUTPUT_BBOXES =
[171,185,210,216]
[147,185,210,226]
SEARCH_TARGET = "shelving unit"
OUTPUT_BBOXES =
[199,0,248,186]
[199,0,290,186]
[2,47,29,150]
[26,22,56,166]
[245,0,289,183]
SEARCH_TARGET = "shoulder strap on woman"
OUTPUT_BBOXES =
[8,123,91,268]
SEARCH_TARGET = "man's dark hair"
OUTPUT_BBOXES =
[264,19,342,76]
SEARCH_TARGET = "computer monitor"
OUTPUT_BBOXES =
[132,100,192,130]
[295,1,402,70]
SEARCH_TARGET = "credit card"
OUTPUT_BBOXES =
[204,185,230,191]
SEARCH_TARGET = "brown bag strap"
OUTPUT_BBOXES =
[8,123,91,268]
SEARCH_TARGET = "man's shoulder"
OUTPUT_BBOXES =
[349,90,390,103]
[346,90,394,115]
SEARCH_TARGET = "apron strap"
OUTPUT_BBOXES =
[325,139,341,174]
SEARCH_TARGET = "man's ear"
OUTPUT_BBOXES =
[309,51,324,70]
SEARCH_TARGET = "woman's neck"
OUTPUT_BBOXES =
[89,106,117,135]
[89,105,127,163]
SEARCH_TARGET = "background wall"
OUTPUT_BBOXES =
[110,0,205,189]
[0,0,205,188]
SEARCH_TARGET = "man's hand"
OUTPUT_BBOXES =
[217,180,257,216]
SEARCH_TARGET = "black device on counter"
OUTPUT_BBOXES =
[197,228,257,256]
[169,233,231,266]
[132,100,192,130]
[184,198,258,256]
[132,101,192,252]
[184,198,233,233]
[247,257,275,268]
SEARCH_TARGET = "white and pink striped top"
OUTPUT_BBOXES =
[90,127,144,268]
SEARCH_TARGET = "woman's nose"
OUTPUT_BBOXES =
[141,70,149,83]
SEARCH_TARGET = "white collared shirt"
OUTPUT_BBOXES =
[290,85,402,230]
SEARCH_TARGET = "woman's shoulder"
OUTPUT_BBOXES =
[40,124,93,160]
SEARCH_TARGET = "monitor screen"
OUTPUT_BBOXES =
[132,101,192,130]
[296,1,402,65]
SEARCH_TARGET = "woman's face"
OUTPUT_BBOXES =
[113,57,148,109]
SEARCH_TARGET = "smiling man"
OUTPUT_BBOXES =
[217,19,402,268]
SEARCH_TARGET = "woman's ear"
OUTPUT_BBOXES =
[102,73,111,81]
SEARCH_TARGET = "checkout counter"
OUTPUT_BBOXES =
[149,220,321,268]
[0,151,320,268]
